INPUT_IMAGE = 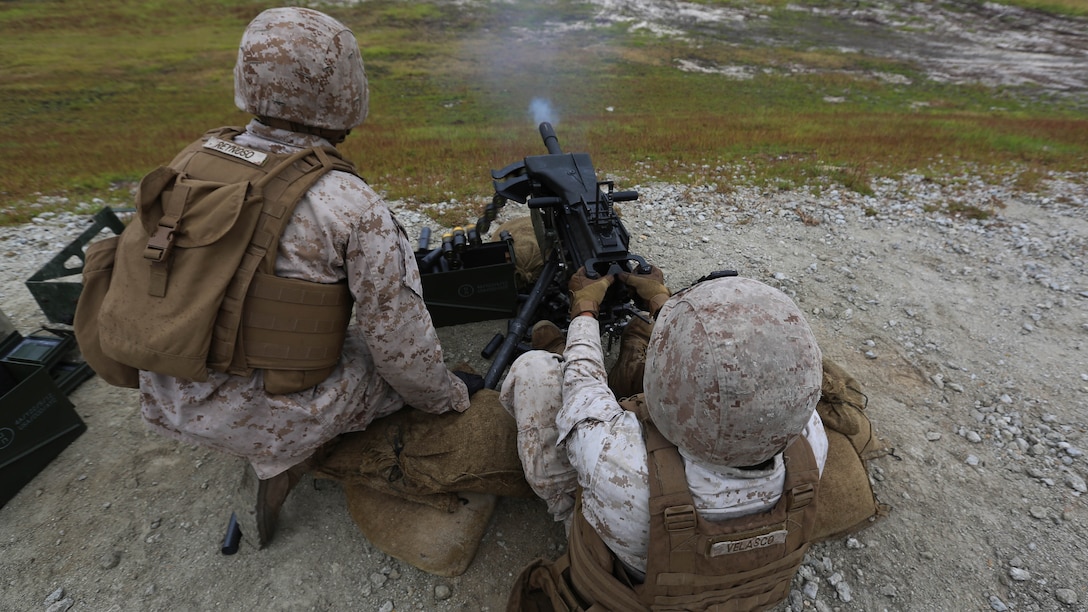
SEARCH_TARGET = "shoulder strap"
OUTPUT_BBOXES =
[253,145,356,272]
[779,435,819,551]
[643,423,699,577]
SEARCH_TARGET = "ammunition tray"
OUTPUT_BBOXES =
[0,328,94,395]
[415,241,518,327]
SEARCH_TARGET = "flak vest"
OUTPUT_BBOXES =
[94,127,357,394]
[509,398,820,612]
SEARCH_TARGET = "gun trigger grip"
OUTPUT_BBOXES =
[625,255,651,275]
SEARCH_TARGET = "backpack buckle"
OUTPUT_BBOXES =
[664,505,696,532]
[144,217,177,263]
[788,483,815,510]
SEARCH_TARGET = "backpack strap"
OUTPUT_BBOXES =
[643,423,699,576]
[780,435,818,550]
[144,175,188,297]
[254,145,356,272]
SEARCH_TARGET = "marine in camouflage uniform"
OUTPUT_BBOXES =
[137,8,474,545]
[500,271,829,578]
[139,120,471,477]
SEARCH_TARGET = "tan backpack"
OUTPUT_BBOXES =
[75,127,356,393]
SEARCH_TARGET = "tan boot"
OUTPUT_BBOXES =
[232,460,308,549]
[608,314,654,398]
[531,320,566,355]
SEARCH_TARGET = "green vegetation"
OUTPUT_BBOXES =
[1,0,1087,225]
[992,0,1088,17]
[696,0,1088,15]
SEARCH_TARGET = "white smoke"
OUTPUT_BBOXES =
[529,98,558,127]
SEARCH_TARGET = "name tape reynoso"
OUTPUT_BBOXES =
[204,138,268,165]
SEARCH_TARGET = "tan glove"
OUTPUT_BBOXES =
[617,265,671,315]
[568,267,614,319]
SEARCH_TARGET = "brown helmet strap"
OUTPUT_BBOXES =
[257,116,350,144]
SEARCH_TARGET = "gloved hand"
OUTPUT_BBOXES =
[453,370,485,397]
[617,265,671,316]
[568,267,614,319]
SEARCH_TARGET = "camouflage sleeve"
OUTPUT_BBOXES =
[555,315,625,438]
[557,316,652,571]
[345,185,470,414]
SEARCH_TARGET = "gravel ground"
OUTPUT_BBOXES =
[1,165,1085,612]
[2,1,1087,611]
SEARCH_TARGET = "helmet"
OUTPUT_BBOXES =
[234,8,369,132]
[644,277,822,468]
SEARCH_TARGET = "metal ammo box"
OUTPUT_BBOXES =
[0,311,89,509]
[415,240,518,328]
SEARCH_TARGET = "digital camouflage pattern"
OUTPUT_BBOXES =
[500,315,829,575]
[140,120,469,480]
[234,8,369,131]
[646,277,824,468]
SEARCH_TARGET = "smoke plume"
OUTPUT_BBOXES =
[529,97,558,127]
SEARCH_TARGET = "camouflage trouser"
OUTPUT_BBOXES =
[499,350,578,528]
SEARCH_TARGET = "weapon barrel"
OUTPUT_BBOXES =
[539,122,562,155]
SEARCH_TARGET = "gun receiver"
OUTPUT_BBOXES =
[478,123,652,388]
[413,123,654,389]
[491,122,651,280]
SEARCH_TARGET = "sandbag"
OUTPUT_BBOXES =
[314,388,533,503]
[496,215,544,287]
[343,485,497,577]
[817,356,879,457]
[314,388,532,576]
[811,357,887,541]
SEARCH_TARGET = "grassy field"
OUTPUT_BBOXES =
[2,0,1087,225]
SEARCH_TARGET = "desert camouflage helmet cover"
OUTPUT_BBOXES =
[644,276,823,468]
[234,7,369,131]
